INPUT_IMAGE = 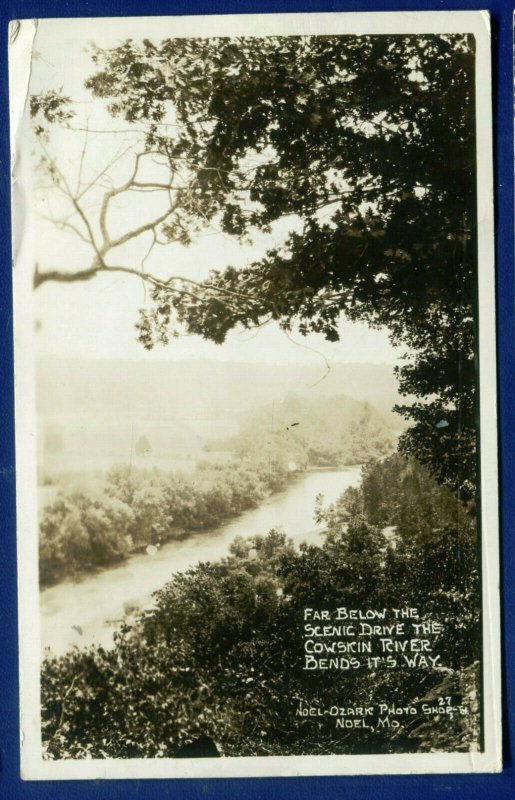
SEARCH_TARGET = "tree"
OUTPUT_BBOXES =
[43,429,64,454]
[39,489,134,585]
[41,487,480,757]
[31,33,478,493]
[135,434,152,456]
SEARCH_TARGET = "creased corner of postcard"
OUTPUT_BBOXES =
[8,20,38,174]
[8,19,38,275]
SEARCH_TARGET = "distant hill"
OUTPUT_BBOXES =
[209,393,398,469]
[36,357,403,421]
[35,357,405,477]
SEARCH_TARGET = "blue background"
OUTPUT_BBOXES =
[0,1,513,798]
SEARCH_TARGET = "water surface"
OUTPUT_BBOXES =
[41,467,362,655]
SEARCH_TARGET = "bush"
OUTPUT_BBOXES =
[41,456,481,757]
[39,490,133,585]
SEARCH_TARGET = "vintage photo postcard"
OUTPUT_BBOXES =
[9,10,501,779]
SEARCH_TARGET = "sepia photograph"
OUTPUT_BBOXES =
[9,10,500,779]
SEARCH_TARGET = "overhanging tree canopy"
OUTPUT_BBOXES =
[32,33,478,494]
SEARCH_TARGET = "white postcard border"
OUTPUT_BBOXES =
[9,9,500,779]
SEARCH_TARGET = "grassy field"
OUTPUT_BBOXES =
[37,413,237,483]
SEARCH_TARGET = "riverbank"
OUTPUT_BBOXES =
[39,457,297,588]
[39,458,366,589]
[40,467,363,655]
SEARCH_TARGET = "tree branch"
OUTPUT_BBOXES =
[33,261,262,314]
[34,264,99,288]
[107,204,178,252]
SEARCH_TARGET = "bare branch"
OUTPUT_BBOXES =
[69,195,101,256]
[34,137,264,316]
[75,121,89,195]
[40,213,92,245]
[34,256,263,317]
[33,262,248,319]
[38,139,101,256]
[131,181,177,191]
[34,263,99,288]
[97,151,178,253]
[77,144,134,200]
[108,203,178,252]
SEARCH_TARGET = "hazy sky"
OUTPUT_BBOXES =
[27,17,404,367]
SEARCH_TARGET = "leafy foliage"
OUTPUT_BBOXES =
[39,460,274,587]
[40,394,394,586]
[211,393,396,468]
[337,455,480,668]
[34,34,482,756]
[41,455,480,757]
[39,489,134,585]
[79,34,478,494]
[30,89,74,138]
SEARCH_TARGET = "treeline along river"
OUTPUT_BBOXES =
[41,467,362,655]
[40,454,482,758]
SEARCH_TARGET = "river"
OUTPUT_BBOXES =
[40,466,362,655]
